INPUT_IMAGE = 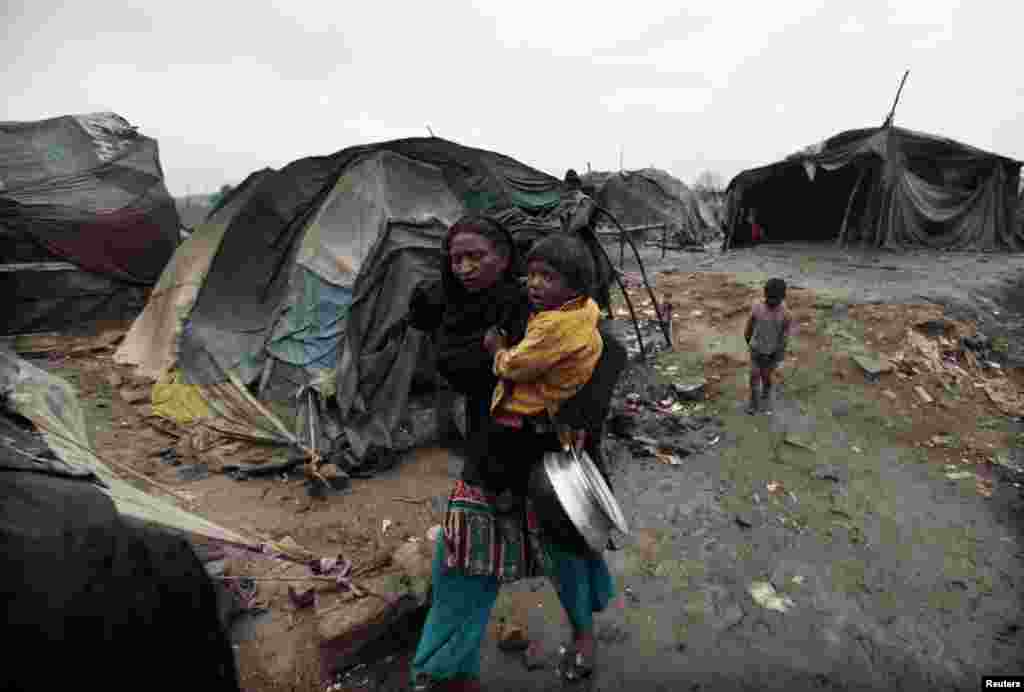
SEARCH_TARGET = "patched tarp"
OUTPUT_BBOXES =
[0,112,178,283]
[116,137,583,471]
[1,112,179,335]
[114,170,272,380]
[724,125,1023,250]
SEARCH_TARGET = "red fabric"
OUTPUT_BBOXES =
[38,207,173,283]
[751,222,764,243]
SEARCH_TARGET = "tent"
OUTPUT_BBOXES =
[723,125,1023,251]
[0,348,243,688]
[583,168,712,244]
[115,138,582,472]
[0,112,180,335]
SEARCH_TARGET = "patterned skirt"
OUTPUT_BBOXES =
[442,480,552,583]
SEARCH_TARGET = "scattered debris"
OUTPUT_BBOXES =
[851,353,894,377]
[381,519,393,535]
[672,380,707,402]
[748,581,795,613]
[784,434,817,452]
[766,481,785,494]
[945,471,974,481]
[881,389,898,400]
[913,386,934,404]
[812,465,845,483]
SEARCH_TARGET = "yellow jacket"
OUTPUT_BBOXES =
[490,296,603,418]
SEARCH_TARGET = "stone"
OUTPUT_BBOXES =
[851,353,893,377]
[673,380,707,402]
[176,463,210,482]
[881,389,898,400]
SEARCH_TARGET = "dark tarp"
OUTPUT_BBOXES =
[165,138,568,467]
[723,126,1023,251]
[583,168,712,244]
[1,113,179,334]
[179,137,563,389]
[0,471,240,691]
[0,351,240,691]
[0,263,149,335]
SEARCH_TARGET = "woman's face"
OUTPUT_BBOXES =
[449,232,509,293]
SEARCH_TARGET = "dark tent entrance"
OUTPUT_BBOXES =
[724,126,1023,251]
[730,161,871,246]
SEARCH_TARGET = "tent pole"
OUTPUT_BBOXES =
[837,165,868,246]
[883,69,910,127]
[596,207,673,349]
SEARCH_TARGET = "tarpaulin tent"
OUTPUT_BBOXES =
[723,125,1023,251]
[0,348,243,689]
[0,112,179,335]
[115,138,583,473]
[583,168,712,244]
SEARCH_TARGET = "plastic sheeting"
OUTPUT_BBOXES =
[121,137,574,468]
[724,126,1023,250]
[583,168,710,242]
[113,170,272,379]
[0,348,249,544]
[0,112,178,283]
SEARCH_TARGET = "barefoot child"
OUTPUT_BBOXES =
[744,278,793,414]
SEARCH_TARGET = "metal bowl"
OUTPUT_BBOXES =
[530,447,629,554]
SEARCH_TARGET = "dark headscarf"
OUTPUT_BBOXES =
[435,216,529,395]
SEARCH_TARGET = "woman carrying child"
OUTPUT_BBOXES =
[409,227,616,691]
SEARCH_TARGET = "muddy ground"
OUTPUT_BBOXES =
[22,240,1024,691]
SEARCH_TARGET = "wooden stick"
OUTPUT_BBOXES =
[883,69,910,127]
[837,165,868,246]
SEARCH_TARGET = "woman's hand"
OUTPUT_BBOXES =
[483,327,507,354]
[558,427,587,454]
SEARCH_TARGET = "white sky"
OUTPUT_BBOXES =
[4,0,1022,196]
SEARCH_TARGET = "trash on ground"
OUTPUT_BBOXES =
[748,581,795,613]
[913,386,934,404]
[784,434,817,452]
[381,519,393,535]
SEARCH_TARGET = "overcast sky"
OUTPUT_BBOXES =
[4,1,1021,196]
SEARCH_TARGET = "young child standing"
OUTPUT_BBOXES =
[744,278,793,414]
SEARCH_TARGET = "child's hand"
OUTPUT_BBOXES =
[483,327,507,354]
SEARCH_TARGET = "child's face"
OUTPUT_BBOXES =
[527,259,577,310]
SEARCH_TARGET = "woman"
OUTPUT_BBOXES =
[407,216,616,691]
[407,215,531,443]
